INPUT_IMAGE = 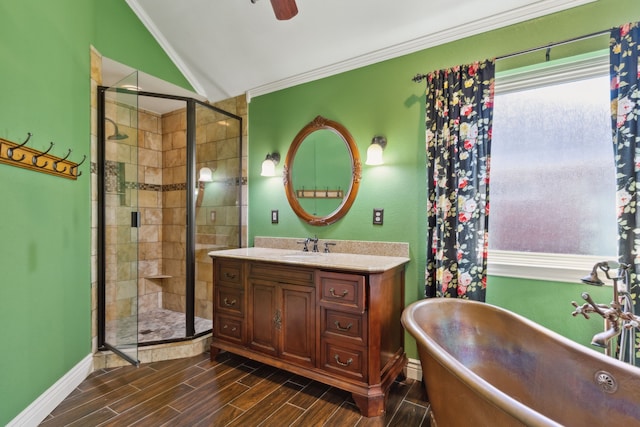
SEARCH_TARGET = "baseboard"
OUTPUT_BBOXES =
[8,354,93,427]
[405,357,423,381]
[8,352,420,425]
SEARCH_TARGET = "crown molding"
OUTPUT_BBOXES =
[247,0,597,101]
[127,0,597,102]
[125,0,207,96]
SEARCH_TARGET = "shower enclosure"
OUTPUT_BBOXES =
[97,73,242,365]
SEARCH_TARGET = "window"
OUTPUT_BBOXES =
[488,53,616,281]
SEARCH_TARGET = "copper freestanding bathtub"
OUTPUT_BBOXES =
[401,298,640,426]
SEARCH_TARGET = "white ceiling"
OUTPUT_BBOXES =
[107,0,594,111]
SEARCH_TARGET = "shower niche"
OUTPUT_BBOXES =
[97,73,242,365]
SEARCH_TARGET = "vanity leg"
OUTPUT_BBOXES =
[210,345,221,361]
[352,392,386,417]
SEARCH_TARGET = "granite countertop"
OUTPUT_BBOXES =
[208,247,410,273]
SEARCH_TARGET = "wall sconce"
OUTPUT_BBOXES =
[261,152,280,177]
[198,167,214,183]
[366,136,387,165]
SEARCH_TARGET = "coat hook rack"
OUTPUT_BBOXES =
[52,149,72,173]
[70,155,86,178]
[32,142,54,168]
[6,132,31,161]
[0,133,84,180]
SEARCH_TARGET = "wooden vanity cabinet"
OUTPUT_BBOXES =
[210,256,407,417]
[248,267,316,368]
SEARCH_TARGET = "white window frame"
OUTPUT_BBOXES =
[488,51,615,283]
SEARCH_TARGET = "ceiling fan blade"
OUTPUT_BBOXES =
[270,0,298,20]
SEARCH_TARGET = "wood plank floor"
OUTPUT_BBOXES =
[40,351,432,426]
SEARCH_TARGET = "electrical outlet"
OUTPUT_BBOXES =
[271,210,279,224]
[373,208,384,225]
[210,210,216,222]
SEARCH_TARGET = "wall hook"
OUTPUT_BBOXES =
[6,132,32,162]
[32,141,54,168]
[70,154,86,177]
[53,149,71,173]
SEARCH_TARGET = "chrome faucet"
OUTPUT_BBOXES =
[297,238,310,252]
[309,235,319,253]
[324,242,336,253]
[296,236,320,252]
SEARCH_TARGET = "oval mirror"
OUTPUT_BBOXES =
[284,116,361,226]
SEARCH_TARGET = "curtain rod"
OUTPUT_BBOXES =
[411,27,613,83]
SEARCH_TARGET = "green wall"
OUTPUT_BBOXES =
[0,1,190,424]
[2,0,638,423]
[248,0,640,360]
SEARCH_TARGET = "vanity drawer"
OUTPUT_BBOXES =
[318,271,365,312]
[215,259,243,287]
[215,285,244,316]
[321,340,367,381]
[215,315,244,343]
[249,262,314,285]
[322,308,366,343]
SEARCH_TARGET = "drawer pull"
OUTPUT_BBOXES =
[222,324,237,332]
[329,287,349,298]
[224,272,237,280]
[223,298,237,307]
[334,354,353,367]
[334,321,353,331]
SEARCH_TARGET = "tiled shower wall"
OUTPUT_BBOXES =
[90,47,248,353]
[159,109,187,315]
[100,101,165,332]
[194,104,245,320]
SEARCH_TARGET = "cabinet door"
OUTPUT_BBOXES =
[249,279,278,356]
[280,283,316,367]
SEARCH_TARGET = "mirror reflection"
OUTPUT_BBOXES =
[284,116,361,226]
[291,129,351,216]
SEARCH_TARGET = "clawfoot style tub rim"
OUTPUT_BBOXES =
[401,298,640,427]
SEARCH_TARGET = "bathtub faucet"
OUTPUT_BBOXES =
[571,261,640,357]
[591,324,621,348]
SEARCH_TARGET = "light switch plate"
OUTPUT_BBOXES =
[271,210,279,224]
[373,208,384,225]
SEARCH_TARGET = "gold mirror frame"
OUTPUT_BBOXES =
[284,116,361,226]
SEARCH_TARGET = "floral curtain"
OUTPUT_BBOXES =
[610,22,640,361]
[425,60,495,300]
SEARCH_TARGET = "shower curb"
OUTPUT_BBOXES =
[93,333,212,369]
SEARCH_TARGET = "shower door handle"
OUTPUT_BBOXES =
[131,211,141,228]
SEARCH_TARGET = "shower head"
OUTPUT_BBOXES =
[581,261,615,286]
[105,118,129,140]
[581,271,604,286]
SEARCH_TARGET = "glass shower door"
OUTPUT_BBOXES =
[193,102,242,335]
[100,72,140,365]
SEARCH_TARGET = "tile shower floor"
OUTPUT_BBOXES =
[106,308,212,344]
